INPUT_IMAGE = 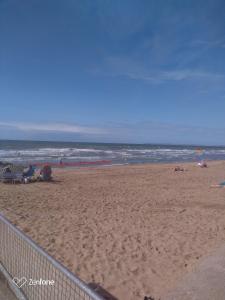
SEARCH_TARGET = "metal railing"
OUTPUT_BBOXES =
[0,213,104,300]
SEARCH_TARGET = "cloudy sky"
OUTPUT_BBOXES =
[0,0,225,145]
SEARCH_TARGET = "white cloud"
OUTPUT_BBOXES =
[124,69,224,84]
[0,120,224,145]
[191,39,225,48]
[0,122,107,135]
[92,55,225,84]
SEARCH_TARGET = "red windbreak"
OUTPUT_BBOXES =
[34,160,112,168]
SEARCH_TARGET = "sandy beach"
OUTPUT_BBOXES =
[1,161,225,299]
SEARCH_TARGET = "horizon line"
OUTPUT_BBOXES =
[0,138,225,148]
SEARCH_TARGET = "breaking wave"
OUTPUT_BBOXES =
[0,140,225,165]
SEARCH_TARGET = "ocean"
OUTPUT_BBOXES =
[0,140,225,166]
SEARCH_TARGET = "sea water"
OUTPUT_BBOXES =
[0,140,225,166]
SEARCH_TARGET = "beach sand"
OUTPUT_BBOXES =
[1,161,225,299]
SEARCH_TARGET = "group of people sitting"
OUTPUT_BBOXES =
[1,164,52,183]
[174,160,208,172]
[23,164,52,183]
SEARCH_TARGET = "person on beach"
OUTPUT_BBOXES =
[22,165,35,183]
[211,181,225,188]
[38,165,52,181]
[174,166,184,171]
[23,165,35,177]
[197,160,207,168]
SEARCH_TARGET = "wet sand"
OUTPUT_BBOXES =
[0,161,225,299]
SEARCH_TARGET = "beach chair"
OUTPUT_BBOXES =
[0,165,24,184]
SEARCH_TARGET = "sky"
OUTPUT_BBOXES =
[0,0,225,145]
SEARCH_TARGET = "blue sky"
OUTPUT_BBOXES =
[0,0,225,145]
